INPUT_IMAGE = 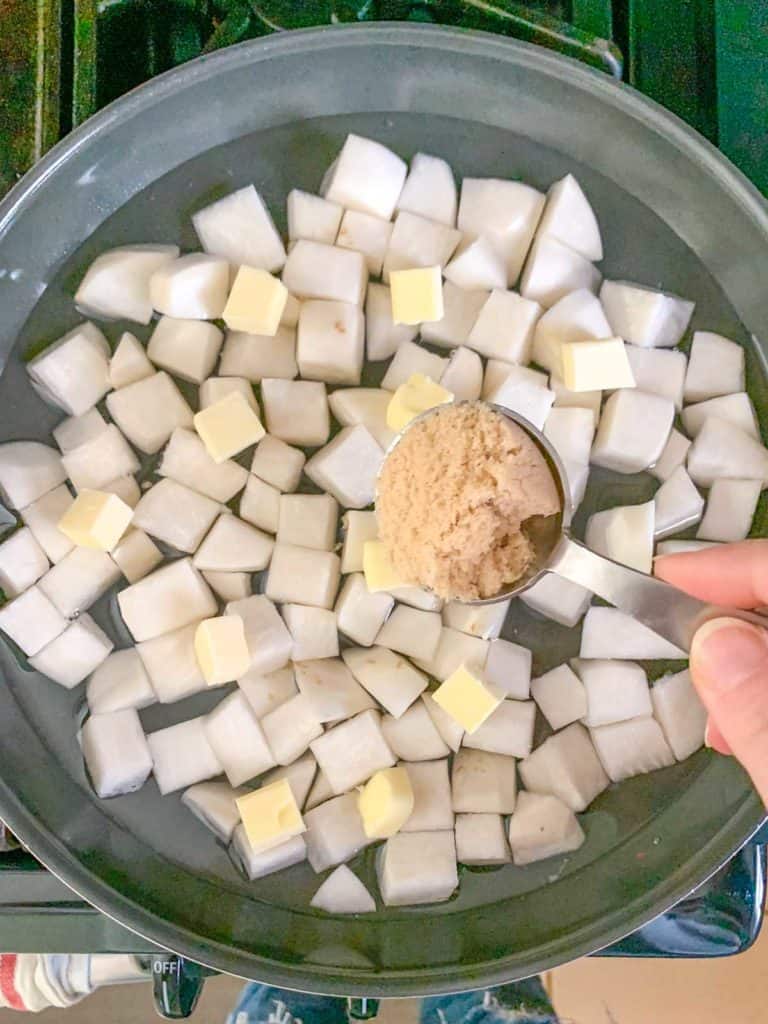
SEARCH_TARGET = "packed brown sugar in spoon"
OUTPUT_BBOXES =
[376,403,562,602]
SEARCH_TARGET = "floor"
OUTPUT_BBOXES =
[2,919,767,1022]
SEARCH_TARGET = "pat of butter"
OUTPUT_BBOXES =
[193,390,265,463]
[58,489,133,551]
[236,778,305,854]
[390,266,444,325]
[561,337,636,393]
[222,266,288,336]
[432,663,504,733]
[363,540,405,593]
[386,373,454,432]
[358,766,414,839]
[194,615,251,686]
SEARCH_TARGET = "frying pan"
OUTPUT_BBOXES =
[0,23,766,998]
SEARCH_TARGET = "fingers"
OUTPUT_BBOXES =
[654,539,768,609]
[691,617,768,806]
[704,719,732,756]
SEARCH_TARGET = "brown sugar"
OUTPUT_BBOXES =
[376,403,561,601]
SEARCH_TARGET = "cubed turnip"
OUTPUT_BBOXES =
[388,586,444,612]
[283,606,339,662]
[0,442,67,510]
[53,408,108,453]
[397,153,457,226]
[117,557,217,642]
[287,189,343,244]
[322,134,406,220]
[697,478,761,542]
[375,605,442,663]
[111,529,162,584]
[444,236,507,291]
[74,244,178,324]
[421,692,464,753]
[464,699,537,758]
[591,389,674,474]
[625,345,687,410]
[531,288,611,375]
[147,716,223,795]
[550,375,602,426]
[0,527,49,598]
[61,425,139,493]
[520,573,592,628]
[340,512,378,574]
[133,479,221,554]
[0,585,67,656]
[467,289,541,364]
[655,539,719,556]
[343,646,428,718]
[508,792,585,866]
[305,768,335,811]
[310,709,395,794]
[531,664,587,731]
[442,599,511,641]
[106,372,194,455]
[261,693,324,766]
[483,638,532,700]
[650,428,691,483]
[303,792,371,873]
[687,417,768,488]
[335,573,394,647]
[136,623,205,704]
[192,185,286,272]
[101,475,141,509]
[277,493,338,552]
[81,709,153,798]
[653,466,704,539]
[440,347,483,402]
[30,614,113,688]
[109,332,154,390]
[681,392,759,440]
[294,658,373,722]
[590,716,675,781]
[203,690,276,786]
[250,435,306,492]
[305,425,384,510]
[146,316,222,384]
[381,702,450,762]
[399,759,453,832]
[149,253,229,320]
[378,830,458,907]
[225,594,293,675]
[457,178,544,284]
[159,427,249,504]
[261,378,330,447]
[575,659,652,727]
[20,484,74,563]
[585,500,655,573]
[544,407,595,467]
[38,547,120,617]
[232,827,307,880]
[182,780,247,842]
[86,648,155,714]
[451,749,517,814]
[199,377,258,412]
[381,211,461,281]
[651,669,707,761]
[265,544,340,609]
[520,235,601,309]
[455,813,511,865]
[336,210,393,276]
[518,722,608,812]
[192,514,274,572]
[328,389,395,451]
[296,300,364,386]
[365,282,418,361]
[219,326,298,382]
[484,363,547,399]
[380,340,447,392]
[684,331,745,402]
[487,375,555,431]
[239,665,297,719]
[415,627,489,682]
[262,753,317,810]
[579,606,686,659]
[282,241,367,305]
[536,174,602,260]
[311,864,376,914]
[420,283,488,350]
[600,280,694,348]
[203,569,252,602]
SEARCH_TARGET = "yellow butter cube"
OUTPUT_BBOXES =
[222,266,288,337]
[358,766,414,839]
[433,663,504,734]
[561,337,636,393]
[390,266,444,325]
[193,391,265,463]
[58,489,133,551]
[363,540,405,593]
[236,778,305,853]
[194,615,251,686]
[386,373,453,432]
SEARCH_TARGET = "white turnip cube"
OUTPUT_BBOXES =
[199,376,258,412]
[38,547,120,617]
[101,475,141,509]
[328,389,395,451]
[579,606,686,659]
[378,830,457,907]
[202,570,251,602]
[343,645,428,718]
[484,361,548,398]
[305,425,383,510]
[451,749,517,814]
[250,435,305,492]
[336,210,392,276]
[585,500,655,573]
[53,409,108,453]
[284,606,339,661]
[238,666,297,718]
[684,331,745,402]
[311,865,376,914]
[75,244,178,324]
[520,235,601,309]
[397,152,457,226]
[310,710,394,794]
[261,379,330,447]
[265,544,340,609]
[323,134,406,219]
[297,300,364,385]
[531,664,587,731]
[381,702,450,762]
[182,781,246,842]
[137,623,205,704]
[340,512,378,574]
[400,759,453,831]
[458,178,544,284]
[697,478,761,542]
[653,466,704,539]
[381,211,461,281]
[550,375,602,426]
[261,693,323,766]
[148,716,223,795]
[231,827,306,880]
[440,347,483,402]
[133,479,220,554]
[193,185,285,272]
[149,253,229,320]
[159,427,248,504]
[117,557,217,642]
[109,332,154,390]
[464,699,536,758]
[86,648,154,714]
[61,425,139,493]
[306,769,334,811]
[590,716,675,781]
[335,573,394,647]
[203,690,276,786]
[483,638,532,700]
[303,792,370,872]
[520,573,592,628]
[147,316,222,384]
[192,514,273,571]
[282,240,367,305]
[468,289,541,363]
[277,493,338,551]
[380,340,447,392]
[625,345,687,410]
[444,236,507,291]
[536,174,602,260]
[294,658,373,721]
[576,658,652,727]
[456,813,510,865]
[487,375,555,431]
[651,669,706,761]
[687,417,768,487]
[30,614,112,688]
[111,530,162,584]
[287,189,343,244]
[651,428,691,483]
[0,527,48,598]
[420,283,488,350]
[28,322,111,417]
[262,753,317,810]
[81,709,153,798]
[375,605,442,663]
[591,389,674,473]
[365,282,418,361]
[655,539,719,556]
[421,692,463,753]
[388,586,444,612]
[225,594,292,675]
[566,462,592,516]
[106,372,193,455]
[20,485,74,563]
[415,627,489,682]
[682,392,759,440]
[219,326,298,382]
[0,585,66,656]
[532,288,611,375]
[544,407,595,467]
[600,280,694,348]
[0,443,66,511]
[508,792,585,866]
[442,599,510,641]
[519,722,608,812]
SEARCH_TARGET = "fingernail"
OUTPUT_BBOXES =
[691,617,768,694]
[704,720,712,747]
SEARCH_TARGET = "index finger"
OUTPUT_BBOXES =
[654,539,768,609]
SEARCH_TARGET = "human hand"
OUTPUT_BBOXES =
[655,540,768,806]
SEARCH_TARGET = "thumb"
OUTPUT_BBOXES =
[691,617,768,807]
